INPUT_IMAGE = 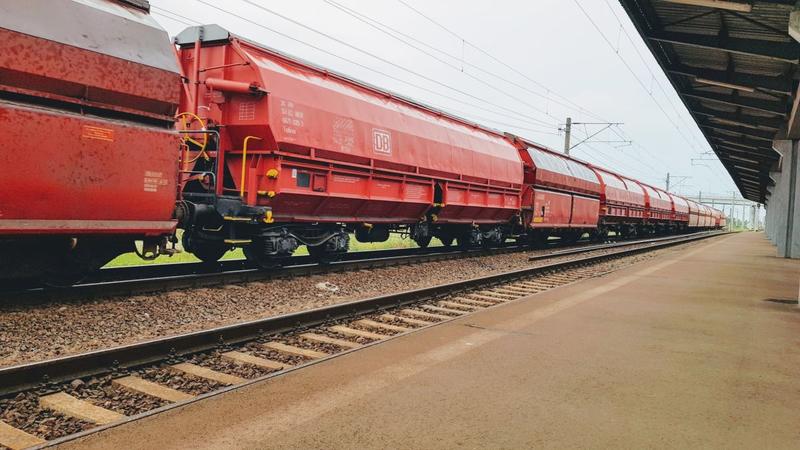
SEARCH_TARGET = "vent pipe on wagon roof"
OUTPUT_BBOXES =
[114,0,150,11]
[174,24,232,47]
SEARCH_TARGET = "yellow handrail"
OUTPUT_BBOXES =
[175,112,210,162]
[240,136,262,197]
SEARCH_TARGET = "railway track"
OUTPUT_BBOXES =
[527,231,718,261]
[2,232,701,304]
[1,244,526,304]
[0,231,725,449]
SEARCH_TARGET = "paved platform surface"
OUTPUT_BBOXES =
[62,233,800,450]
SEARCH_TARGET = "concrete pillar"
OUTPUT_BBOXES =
[789,141,800,258]
[768,141,789,250]
[766,185,777,241]
[767,139,800,258]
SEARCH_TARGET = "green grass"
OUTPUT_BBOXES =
[105,233,428,268]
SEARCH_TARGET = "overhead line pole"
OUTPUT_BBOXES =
[562,118,626,156]
[665,173,690,191]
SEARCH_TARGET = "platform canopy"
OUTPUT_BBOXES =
[619,0,800,202]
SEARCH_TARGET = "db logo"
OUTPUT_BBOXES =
[372,128,392,155]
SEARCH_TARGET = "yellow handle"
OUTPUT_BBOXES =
[240,136,262,197]
[175,112,210,162]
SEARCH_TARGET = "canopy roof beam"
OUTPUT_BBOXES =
[681,90,788,116]
[666,63,793,95]
[647,30,800,63]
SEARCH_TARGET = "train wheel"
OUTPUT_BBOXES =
[308,245,336,264]
[42,237,126,287]
[457,229,482,249]
[482,227,504,248]
[243,245,285,269]
[182,233,227,264]
[193,243,228,264]
[562,231,582,245]
[308,244,350,264]
[307,231,349,264]
[414,235,432,248]
[42,262,90,288]
[410,223,432,249]
[527,232,548,249]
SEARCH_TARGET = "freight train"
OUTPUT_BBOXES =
[0,0,725,284]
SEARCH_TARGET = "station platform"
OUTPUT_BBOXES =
[64,232,800,450]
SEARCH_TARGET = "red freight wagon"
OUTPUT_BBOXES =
[508,139,600,243]
[589,167,650,237]
[639,183,671,222]
[592,168,630,218]
[519,143,601,196]
[670,194,690,224]
[590,167,648,219]
[703,205,715,228]
[618,176,647,219]
[697,204,708,228]
[173,25,523,263]
[652,186,677,224]
[674,198,720,231]
[687,200,701,228]
[0,0,180,283]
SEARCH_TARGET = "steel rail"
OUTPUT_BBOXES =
[0,230,726,398]
[1,244,527,304]
[528,230,719,261]
[87,243,517,282]
[3,231,705,303]
[1,244,520,292]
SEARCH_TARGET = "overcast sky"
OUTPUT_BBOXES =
[150,0,741,199]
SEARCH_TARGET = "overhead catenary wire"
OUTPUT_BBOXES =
[166,1,650,178]
[179,0,562,136]
[151,5,198,26]
[574,0,733,187]
[325,0,599,123]
[162,3,652,161]
[575,0,724,179]
[395,0,609,124]
[157,0,721,191]
[162,0,556,134]
[237,0,559,128]
[601,0,709,152]
[155,2,563,144]
[321,0,561,123]
[393,0,699,187]
[151,13,194,27]
[164,0,663,182]
[572,0,702,153]
[571,133,662,183]
[612,126,732,188]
